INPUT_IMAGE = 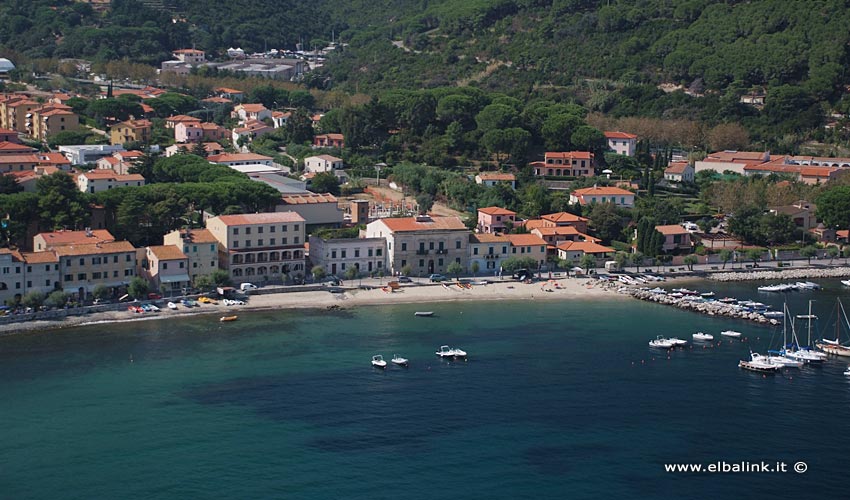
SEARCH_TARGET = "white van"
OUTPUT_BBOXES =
[240,283,258,292]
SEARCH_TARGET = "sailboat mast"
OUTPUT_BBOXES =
[808,300,813,346]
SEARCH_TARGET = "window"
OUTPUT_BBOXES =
[233,241,239,248]
[92,272,102,279]
[179,262,184,268]
[113,271,118,278]
[45,279,50,286]
[438,258,444,266]
[210,244,215,251]
[377,248,382,256]
[429,242,434,250]
[79,258,85,266]
[245,240,251,248]
[126,254,132,262]
[282,225,288,232]
[64,274,72,282]
[258,227,263,234]
[282,237,287,245]
[355,249,360,258]
[294,224,299,231]
[27,280,31,287]
[502,246,507,254]
[341,250,347,259]
[455,257,461,264]
[473,247,479,255]
[401,243,407,251]
[401,259,406,268]
[113,255,118,263]
[66,259,71,266]
[193,245,198,252]
[245,227,251,235]
[77,273,86,281]
[193,262,198,268]
[294,237,299,244]
[419,259,424,267]
[332,250,337,259]
[27,265,31,273]
[455,240,461,249]
[270,226,276,233]
[377,262,383,268]
[368,249,373,257]
[233,228,239,235]
[15,282,20,289]
[258,239,263,246]
[124,269,132,276]
[163,262,168,270]
[270,238,275,246]
[512,248,517,254]
[184,246,189,253]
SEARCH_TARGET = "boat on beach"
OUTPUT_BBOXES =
[372,355,387,369]
[167,302,177,310]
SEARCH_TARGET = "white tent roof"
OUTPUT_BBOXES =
[0,58,15,71]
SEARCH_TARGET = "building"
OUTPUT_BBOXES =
[164,142,224,157]
[232,103,271,123]
[59,144,125,165]
[0,248,24,303]
[475,172,516,189]
[110,119,152,145]
[163,228,220,284]
[53,241,138,299]
[206,212,307,283]
[207,152,273,167]
[232,119,273,144]
[0,141,31,157]
[556,241,616,263]
[531,226,599,246]
[275,192,345,229]
[313,133,345,149]
[140,245,190,295]
[604,131,637,157]
[364,215,470,276]
[172,49,206,65]
[507,234,548,269]
[0,154,39,173]
[308,235,387,277]
[33,228,114,252]
[272,111,291,128]
[20,251,61,297]
[76,169,145,194]
[214,87,245,102]
[570,186,635,208]
[0,95,39,132]
[165,115,201,129]
[536,152,594,177]
[29,105,79,142]
[477,207,516,234]
[206,58,305,80]
[0,127,20,143]
[303,155,344,173]
[694,151,774,175]
[468,233,511,275]
[538,212,590,234]
[654,225,694,253]
[769,200,818,231]
[176,121,228,143]
[664,162,695,183]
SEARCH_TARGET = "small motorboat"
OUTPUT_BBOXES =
[649,336,675,349]
[739,351,779,373]
[167,302,177,310]
[219,315,238,322]
[180,299,192,308]
[372,354,387,369]
[668,337,688,346]
[414,311,434,317]
[452,347,467,357]
[718,297,738,304]
[844,366,850,376]
[127,305,142,313]
[693,332,714,342]
[700,292,715,298]
[721,330,742,338]
[763,311,784,319]
[391,354,409,367]
[842,280,850,287]
[436,345,457,358]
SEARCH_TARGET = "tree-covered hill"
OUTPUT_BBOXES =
[3,0,850,112]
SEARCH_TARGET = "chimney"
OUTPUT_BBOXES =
[85,227,92,237]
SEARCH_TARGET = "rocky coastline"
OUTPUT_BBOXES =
[706,266,850,282]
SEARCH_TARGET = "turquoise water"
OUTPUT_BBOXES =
[1,281,848,499]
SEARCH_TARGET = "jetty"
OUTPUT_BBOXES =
[620,287,780,326]
[708,267,850,282]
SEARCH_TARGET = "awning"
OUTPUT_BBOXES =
[160,274,191,284]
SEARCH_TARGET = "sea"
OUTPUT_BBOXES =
[1,279,849,499]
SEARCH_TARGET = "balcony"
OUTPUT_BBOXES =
[415,249,429,255]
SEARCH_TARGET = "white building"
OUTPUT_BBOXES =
[308,236,387,277]
[364,215,470,276]
[604,131,637,157]
[207,153,273,167]
[664,162,695,183]
[304,155,344,173]
[59,145,125,165]
[76,169,145,194]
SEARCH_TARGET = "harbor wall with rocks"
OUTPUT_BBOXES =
[707,267,850,282]
[623,288,780,326]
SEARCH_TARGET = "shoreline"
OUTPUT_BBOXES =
[0,277,620,337]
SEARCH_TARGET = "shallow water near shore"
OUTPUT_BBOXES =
[1,280,848,499]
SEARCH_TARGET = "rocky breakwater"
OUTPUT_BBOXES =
[708,266,850,282]
[622,288,780,326]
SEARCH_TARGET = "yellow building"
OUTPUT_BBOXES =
[163,228,220,284]
[110,119,152,145]
[54,241,138,299]
[30,106,80,142]
[0,96,39,132]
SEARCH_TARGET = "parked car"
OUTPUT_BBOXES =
[319,276,341,286]
[397,276,412,283]
[148,292,162,300]
[429,274,448,282]
[240,283,258,292]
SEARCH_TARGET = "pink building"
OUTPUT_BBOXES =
[313,133,345,148]
[175,121,228,143]
[536,152,594,177]
[477,207,517,234]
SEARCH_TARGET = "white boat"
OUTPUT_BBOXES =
[452,347,468,357]
[414,311,434,317]
[649,336,675,349]
[371,354,387,369]
[693,332,714,341]
[845,366,850,376]
[436,345,455,358]
[763,311,785,319]
[391,354,409,367]
[700,292,715,298]
[668,337,688,346]
[739,351,780,373]
[721,330,742,338]
[718,297,738,304]
[783,301,824,364]
[795,281,820,290]
[842,280,850,287]
[167,302,177,310]
[765,305,802,368]
[815,299,850,357]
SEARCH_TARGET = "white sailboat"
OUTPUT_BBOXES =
[784,301,824,364]
[766,303,803,368]
[815,299,850,357]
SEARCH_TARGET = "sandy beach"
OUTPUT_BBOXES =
[0,277,618,336]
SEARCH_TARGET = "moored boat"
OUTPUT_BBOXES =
[219,315,238,322]
[668,337,688,346]
[721,330,742,338]
[372,354,387,369]
[649,336,675,349]
[414,311,434,317]
[391,355,409,367]
[739,351,780,373]
[693,332,714,342]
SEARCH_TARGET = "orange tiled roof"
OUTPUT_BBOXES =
[655,224,690,236]
[379,216,467,232]
[556,241,615,254]
[571,186,634,197]
[524,219,547,230]
[177,228,218,244]
[20,251,59,264]
[316,133,344,140]
[545,151,593,160]
[478,206,516,216]
[202,96,233,104]
[0,141,34,152]
[0,154,40,164]
[215,212,305,225]
[665,162,690,174]
[469,233,510,243]
[476,172,516,181]
[36,229,115,247]
[207,153,272,163]
[239,104,268,112]
[52,241,136,256]
[508,234,546,247]
[215,87,243,94]
[148,245,187,260]
[541,212,588,223]
[604,131,637,140]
